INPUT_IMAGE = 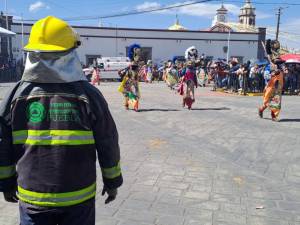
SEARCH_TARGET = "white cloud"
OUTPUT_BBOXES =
[256,11,272,20]
[135,1,241,18]
[29,1,50,13]
[178,3,240,17]
[281,18,300,28]
[135,1,273,21]
[12,15,22,21]
[136,2,161,11]
[266,19,300,50]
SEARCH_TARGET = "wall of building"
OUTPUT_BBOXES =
[11,23,260,65]
[0,14,13,61]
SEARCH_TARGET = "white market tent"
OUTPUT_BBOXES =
[0,26,16,37]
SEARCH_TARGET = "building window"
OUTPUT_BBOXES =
[86,55,102,66]
[249,18,253,25]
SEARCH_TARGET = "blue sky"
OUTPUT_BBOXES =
[2,0,300,49]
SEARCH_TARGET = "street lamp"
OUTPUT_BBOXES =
[226,29,231,63]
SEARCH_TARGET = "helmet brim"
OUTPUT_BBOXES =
[24,43,71,52]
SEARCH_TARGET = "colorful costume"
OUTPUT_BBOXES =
[197,56,208,87]
[166,62,179,90]
[179,47,199,109]
[259,39,285,121]
[145,60,153,83]
[118,71,140,111]
[259,70,284,121]
[162,61,169,82]
[118,44,141,111]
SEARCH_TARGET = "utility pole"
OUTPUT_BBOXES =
[275,7,282,41]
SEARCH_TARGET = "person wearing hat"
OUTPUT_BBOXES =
[164,61,178,90]
[258,63,284,122]
[145,60,153,83]
[179,47,199,109]
[118,44,141,111]
[0,16,123,225]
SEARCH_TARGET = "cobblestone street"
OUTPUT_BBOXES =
[0,82,300,225]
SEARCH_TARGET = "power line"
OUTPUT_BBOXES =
[226,0,300,5]
[14,0,300,22]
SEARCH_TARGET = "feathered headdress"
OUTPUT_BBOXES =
[185,46,198,61]
[172,56,184,64]
[128,44,141,61]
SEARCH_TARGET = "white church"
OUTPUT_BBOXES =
[211,0,258,33]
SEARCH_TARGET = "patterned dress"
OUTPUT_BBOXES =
[261,72,284,119]
[118,70,140,111]
[166,67,179,89]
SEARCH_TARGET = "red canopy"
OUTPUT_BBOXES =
[280,54,300,63]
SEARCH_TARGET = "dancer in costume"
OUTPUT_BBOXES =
[197,54,208,87]
[139,63,147,82]
[145,60,153,83]
[162,61,169,82]
[118,44,141,111]
[152,63,159,82]
[166,61,179,90]
[179,46,198,109]
[258,39,284,121]
[259,65,284,121]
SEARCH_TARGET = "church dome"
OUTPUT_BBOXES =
[242,0,255,9]
[217,4,228,12]
[168,17,186,30]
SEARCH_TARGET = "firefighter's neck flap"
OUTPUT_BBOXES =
[22,50,87,83]
[22,16,86,83]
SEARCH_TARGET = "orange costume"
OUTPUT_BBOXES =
[259,71,284,121]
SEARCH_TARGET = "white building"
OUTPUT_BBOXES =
[11,22,265,65]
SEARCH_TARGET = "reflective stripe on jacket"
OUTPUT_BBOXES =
[0,81,122,207]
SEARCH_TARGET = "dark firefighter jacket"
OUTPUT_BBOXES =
[0,50,122,207]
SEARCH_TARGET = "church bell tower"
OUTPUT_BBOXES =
[239,0,256,27]
[212,3,228,26]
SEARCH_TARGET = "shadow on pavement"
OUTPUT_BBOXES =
[191,107,231,111]
[138,109,180,112]
[279,119,300,122]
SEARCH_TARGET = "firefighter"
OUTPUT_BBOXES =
[0,16,123,225]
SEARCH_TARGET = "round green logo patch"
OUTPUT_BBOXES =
[27,102,46,123]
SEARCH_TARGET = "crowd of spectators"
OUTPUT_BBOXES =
[0,57,22,82]
[210,59,300,95]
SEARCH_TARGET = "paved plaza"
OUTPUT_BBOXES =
[0,82,300,225]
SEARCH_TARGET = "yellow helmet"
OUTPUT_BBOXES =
[24,16,81,52]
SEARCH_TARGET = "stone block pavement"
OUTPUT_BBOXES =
[0,82,300,225]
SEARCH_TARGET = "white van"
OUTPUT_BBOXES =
[96,57,130,79]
